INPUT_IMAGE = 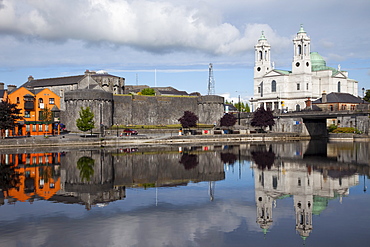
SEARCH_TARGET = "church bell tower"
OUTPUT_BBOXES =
[292,25,311,74]
[254,31,271,79]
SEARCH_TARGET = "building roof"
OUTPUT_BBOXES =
[310,52,340,74]
[313,92,364,104]
[22,75,85,88]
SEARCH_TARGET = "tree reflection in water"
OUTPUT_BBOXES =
[77,156,95,182]
[179,153,198,170]
[0,163,20,193]
[252,149,275,170]
[220,152,237,165]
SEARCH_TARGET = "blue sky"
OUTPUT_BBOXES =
[0,0,369,103]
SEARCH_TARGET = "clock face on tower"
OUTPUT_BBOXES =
[296,62,300,67]
[257,67,261,72]
[306,62,309,67]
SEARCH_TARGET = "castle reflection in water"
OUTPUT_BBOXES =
[0,140,368,240]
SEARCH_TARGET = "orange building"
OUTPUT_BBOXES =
[0,152,61,203]
[7,87,61,136]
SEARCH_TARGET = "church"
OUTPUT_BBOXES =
[251,25,358,112]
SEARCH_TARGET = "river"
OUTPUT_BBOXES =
[0,140,369,247]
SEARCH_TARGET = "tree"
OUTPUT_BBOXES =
[251,107,275,131]
[76,107,95,136]
[39,106,53,123]
[363,89,370,103]
[178,111,198,129]
[220,113,237,130]
[140,88,156,96]
[0,100,22,138]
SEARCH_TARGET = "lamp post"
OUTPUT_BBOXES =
[238,95,241,125]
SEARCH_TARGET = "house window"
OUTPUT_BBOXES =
[341,105,347,110]
[17,97,20,104]
[39,124,43,132]
[351,105,355,110]
[26,124,30,132]
[24,111,30,118]
[32,124,37,132]
[271,80,276,92]
[45,124,49,132]
[338,81,341,92]
[297,83,300,90]
[49,98,55,104]
[330,105,334,111]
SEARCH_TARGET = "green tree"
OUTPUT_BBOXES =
[140,88,156,96]
[39,106,53,123]
[363,89,370,103]
[251,107,275,132]
[76,106,95,136]
[178,111,198,131]
[0,100,22,138]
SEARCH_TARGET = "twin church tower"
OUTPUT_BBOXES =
[251,25,358,112]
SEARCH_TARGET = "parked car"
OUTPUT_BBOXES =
[121,128,138,136]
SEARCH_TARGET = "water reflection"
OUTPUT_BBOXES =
[0,141,369,246]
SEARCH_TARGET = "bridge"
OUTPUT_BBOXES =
[241,110,370,137]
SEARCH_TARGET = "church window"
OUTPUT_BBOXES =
[296,104,300,111]
[338,81,341,92]
[258,87,261,94]
[272,176,278,189]
[306,83,308,90]
[296,62,300,67]
[298,45,302,55]
[259,51,263,61]
[306,62,309,67]
[298,178,301,186]
[271,80,276,92]
[297,83,300,90]
[265,51,268,61]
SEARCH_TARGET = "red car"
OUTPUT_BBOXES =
[121,128,138,136]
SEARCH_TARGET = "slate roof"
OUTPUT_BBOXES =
[0,90,6,98]
[21,75,85,88]
[312,92,364,104]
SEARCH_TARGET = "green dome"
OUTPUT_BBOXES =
[310,52,326,67]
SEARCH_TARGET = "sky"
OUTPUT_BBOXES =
[0,0,370,103]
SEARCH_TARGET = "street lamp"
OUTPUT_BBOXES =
[238,95,241,125]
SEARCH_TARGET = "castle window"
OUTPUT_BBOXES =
[271,80,276,92]
[338,81,341,92]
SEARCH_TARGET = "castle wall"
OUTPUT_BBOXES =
[63,91,224,132]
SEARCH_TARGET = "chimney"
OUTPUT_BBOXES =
[84,69,96,76]
[0,82,4,90]
[322,91,327,103]
[7,85,17,93]
[305,97,311,108]
[28,75,34,82]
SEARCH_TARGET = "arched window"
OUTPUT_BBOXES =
[271,80,276,92]
[338,81,341,92]
[297,45,302,55]
[259,51,263,61]
[265,51,268,61]
[296,104,301,111]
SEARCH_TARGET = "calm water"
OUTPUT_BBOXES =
[0,140,370,247]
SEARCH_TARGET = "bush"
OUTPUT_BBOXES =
[332,127,360,134]
[328,124,338,132]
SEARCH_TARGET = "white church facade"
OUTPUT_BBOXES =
[251,25,358,112]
